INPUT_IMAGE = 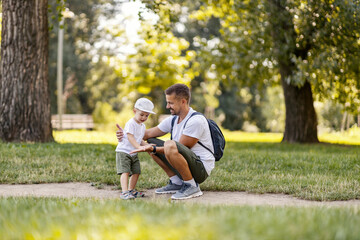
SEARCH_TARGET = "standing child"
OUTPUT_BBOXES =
[115,98,156,200]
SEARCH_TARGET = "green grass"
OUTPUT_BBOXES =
[1,134,359,200]
[1,129,360,239]
[0,197,359,240]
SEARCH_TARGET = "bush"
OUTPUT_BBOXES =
[92,102,134,132]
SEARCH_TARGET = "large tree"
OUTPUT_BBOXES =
[148,0,359,143]
[0,0,53,142]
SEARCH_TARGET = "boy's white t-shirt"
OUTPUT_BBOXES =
[157,108,215,175]
[115,118,145,155]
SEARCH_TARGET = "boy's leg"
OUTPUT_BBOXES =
[129,154,141,190]
[128,155,144,198]
[116,152,133,192]
[129,173,139,190]
[120,173,130,192]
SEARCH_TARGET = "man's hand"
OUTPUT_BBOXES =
[116,124,124,142]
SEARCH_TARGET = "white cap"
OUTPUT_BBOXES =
[134,98,156,114]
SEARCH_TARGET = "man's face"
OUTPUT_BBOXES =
[165,93,182,115]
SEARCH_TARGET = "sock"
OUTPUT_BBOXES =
[184,179,196,187]
[170,175,183,185]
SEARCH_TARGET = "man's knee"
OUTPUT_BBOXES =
[164,140,178,156]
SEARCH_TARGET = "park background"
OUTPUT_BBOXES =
[0,0,359,142]
[46,0,360,137]
[0,0,360,239]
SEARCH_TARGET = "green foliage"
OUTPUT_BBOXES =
[1,198,360,240]
[48,0,67,31]
[92,101,137,131]
[316,100,345,132]
[191,0,360,113]
[123,23,197,93]
[261,86,285,132]
[48,0,119,114]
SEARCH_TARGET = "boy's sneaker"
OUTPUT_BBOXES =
[155,180,182,194]
[129,189,145,198]
[120,191,135,200]
[171,183,203,200]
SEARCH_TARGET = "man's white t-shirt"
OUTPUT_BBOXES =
[157,108,215,175]
[115,118,145,155]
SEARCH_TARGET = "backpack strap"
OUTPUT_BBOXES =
[170,116,177,140]
[170,112,200,140]
[170,111,214,156]
[183,112,215,156]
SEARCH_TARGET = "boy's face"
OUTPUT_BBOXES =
[133,109,150,124]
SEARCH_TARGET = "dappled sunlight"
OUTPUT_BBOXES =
[319,126,360,145]
[54,127,360,145]
[53,130,118,145]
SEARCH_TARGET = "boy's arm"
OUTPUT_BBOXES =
[127,133,143,150]
[140,140,147,146]
[130,144,164,154]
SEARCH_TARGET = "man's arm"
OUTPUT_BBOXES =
[143,126,166,140]
[116,124,124,142]
[130,131,198,155]
[179,134,198,149]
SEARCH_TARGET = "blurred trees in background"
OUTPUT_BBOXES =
[48,0,120,115]
[141,0,360,142]
[1,0,358,143]
[46,0,359,141]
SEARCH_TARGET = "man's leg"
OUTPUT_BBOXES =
[147,138,183,194]
[150,154,177,178]
[163,140,193,181]
[163,140,207,200]
[147,138,181,178]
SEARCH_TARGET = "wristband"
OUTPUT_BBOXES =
[152,145,157,153]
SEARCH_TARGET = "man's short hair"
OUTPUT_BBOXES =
[165,84,191,103]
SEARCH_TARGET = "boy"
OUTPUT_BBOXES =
[115,98,156,200]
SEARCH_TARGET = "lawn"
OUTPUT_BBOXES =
[1,129,359,201]
[0,129,359,239]
[1,197,359,240]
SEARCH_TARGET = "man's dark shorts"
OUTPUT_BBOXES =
[147,138,209,184]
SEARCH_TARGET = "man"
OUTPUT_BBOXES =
[116,84,215,200]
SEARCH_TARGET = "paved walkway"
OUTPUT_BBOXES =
[1,183,359,207]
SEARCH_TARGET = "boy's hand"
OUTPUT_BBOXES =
[130,144,155,154]
[116,124,124,142]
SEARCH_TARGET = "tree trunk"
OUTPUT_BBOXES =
[268,0,319,143]
[0,0,53,142]
[281,80,319,143]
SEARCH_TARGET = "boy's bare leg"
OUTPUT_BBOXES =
[129,173,139,190]
[120,173,129,192]
[164,140,193,181]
